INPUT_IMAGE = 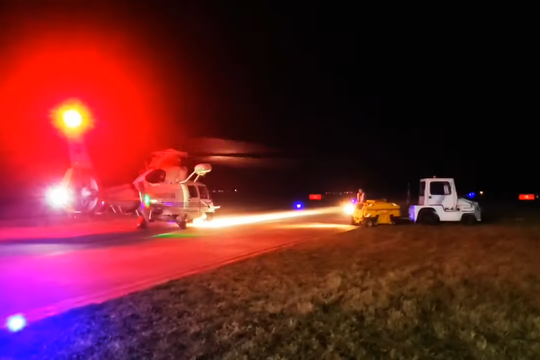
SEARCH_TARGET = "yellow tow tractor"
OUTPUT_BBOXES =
[344,199,401,227]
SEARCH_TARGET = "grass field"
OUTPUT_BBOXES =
[2,221,540,359]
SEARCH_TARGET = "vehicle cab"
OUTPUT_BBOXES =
[409,177,481,224]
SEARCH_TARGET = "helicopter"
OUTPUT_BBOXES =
[46,138,220,228]
[113,149,220,229]
[44,100,291,228]
[44,101,219,228]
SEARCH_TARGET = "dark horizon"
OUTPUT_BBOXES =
[0,2,536,198]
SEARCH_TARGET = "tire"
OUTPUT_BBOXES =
[176,215,187,229]
[136,216,148,229]
[419,211,439,225]
[462,214,477,225]
[365,219,375,227]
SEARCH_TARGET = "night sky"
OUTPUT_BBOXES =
[0,2,536,199]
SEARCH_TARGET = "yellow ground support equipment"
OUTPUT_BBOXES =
[351,200,401,227]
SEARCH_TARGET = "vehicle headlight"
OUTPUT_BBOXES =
[343,203,355,215]
[46,186,70,208]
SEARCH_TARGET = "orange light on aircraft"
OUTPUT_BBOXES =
[519,194,535,200]
[51,99,93,138]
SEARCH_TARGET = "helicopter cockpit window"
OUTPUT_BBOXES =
[145,169,166,184]
[188,185,199,198]
[198,185,209,199]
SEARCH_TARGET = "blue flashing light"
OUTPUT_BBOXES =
[294,202,303,209]
[468,192,476,198]
[6,314,26,332]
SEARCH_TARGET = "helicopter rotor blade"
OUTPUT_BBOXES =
[181,137,278,156]
[179,137,297,168]
[194,155,298,168]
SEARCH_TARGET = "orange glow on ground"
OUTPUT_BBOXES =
[191,207,340,228]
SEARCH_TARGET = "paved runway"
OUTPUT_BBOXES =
[0,206,353,327]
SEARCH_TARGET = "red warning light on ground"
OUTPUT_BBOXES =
[518,194,535,200]
[309,194,322,200]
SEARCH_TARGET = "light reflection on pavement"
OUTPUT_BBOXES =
[0,207,354,327]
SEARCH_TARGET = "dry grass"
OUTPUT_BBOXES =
[2,222,540,359]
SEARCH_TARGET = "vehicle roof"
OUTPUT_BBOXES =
[420,178,454,182]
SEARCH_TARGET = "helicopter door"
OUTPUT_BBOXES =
[197,185,210,201]
[186,185,200,213]
[143,169,178,201]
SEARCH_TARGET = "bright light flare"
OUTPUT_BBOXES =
[6,314,26,332]
[51,99,93,137]
[192,207,339,228]
[63,109,83,128]
[276,223,354,229]
[46,186,70,208]
[343,203,356,215]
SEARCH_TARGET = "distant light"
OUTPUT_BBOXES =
[479,191,484,195]
[294,202,303,209]
[309,194,322,200]
[519,194,535,201]
[468,192,476,198]
[6,314,26,332]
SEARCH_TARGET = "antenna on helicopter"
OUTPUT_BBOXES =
[183,163,212,183]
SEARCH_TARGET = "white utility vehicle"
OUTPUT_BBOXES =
[409,177,481,225]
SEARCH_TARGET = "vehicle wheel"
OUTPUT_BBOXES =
[136,216,148,229]
[365,219,375,227]
[462,214,477,225]
[176,215,187,229]
[420,211,439,225]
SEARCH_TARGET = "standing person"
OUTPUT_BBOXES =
[357,188,366,204]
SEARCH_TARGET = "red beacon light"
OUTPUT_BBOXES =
[51,99,93,138]
[62,109,83,129]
